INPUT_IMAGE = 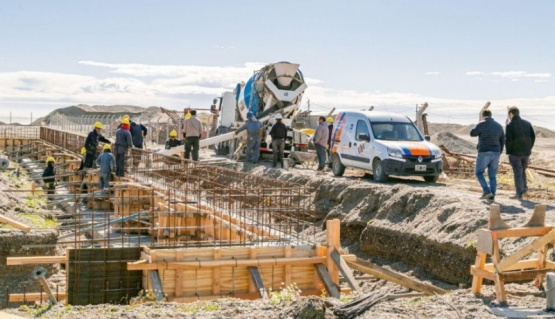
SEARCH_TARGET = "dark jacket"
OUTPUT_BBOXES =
[130,121,147,149]
[165,138,183,149]
[85,130,111,154]
[115,128,133,153]
[269,122,287,140]
[470,118,505,153]
[506,115,535,156]
[42,164,56,184]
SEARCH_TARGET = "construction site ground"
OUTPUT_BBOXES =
[2,132,555,319]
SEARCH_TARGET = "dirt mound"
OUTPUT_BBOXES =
[535,126,555,138]
[431,132,476,154]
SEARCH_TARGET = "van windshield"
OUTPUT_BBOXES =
[371,122,423,141]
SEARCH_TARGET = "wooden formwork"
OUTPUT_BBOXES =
[471,204,552,304]
[128,219,354,302]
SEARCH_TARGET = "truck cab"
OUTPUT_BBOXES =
[330,111,443,182]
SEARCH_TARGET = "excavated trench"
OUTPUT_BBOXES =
[267,169,493,285]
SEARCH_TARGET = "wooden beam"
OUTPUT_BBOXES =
[330,249,362,294]
[314,263,340,298]
[7,256,67,266]
[9,292,66,302]
[471,252,487,294]
[247,267,268,299]
[496,229,555,272]
[494,226,552,239]
[127,256,330,271]
[326,219,340,286]
[347,259,446,295]
[169,289,323,302]
[0,214,31,232]
[484,259,539,272]
[470,265,496,281]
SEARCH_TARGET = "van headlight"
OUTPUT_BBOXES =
[431,149,442,159]
[387,147,404,159]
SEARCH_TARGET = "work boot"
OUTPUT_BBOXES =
[480,192,494,200]
[509,194,523,200]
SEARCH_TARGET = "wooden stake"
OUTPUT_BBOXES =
[0,214,31,232]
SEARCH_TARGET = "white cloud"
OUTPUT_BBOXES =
[425,72,439,75]
[467,70,551,81]
[1,62,555,128]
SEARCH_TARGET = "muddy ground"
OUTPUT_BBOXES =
[2,135,555,318]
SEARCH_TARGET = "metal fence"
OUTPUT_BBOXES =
[0,125,41,139]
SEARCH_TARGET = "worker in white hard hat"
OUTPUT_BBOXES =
[165,129,183,149]
[83,122,111,169]
[269,113,287,168]
[42,157,56,196]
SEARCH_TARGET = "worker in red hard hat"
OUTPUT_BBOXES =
[114,118,133,177]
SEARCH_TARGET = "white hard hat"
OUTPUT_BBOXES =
[275,113,283,120]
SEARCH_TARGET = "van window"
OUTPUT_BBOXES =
[355,120,370,140]
[371,122,422,141]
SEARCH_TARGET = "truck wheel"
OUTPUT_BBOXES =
[372,159,388,183]
[332,154,345,177]
[424,175,439,183]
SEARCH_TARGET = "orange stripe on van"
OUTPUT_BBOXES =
[401,144,431,156]
[331,112,346,154]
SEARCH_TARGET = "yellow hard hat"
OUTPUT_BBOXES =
[80,147,86,155]
[169,130,177,137]
[122,118,130,125]
[103,144,111,151]
[94,122,103,129]
[122,114,130,120]
[326,117,334,123]
[46,157,55,163]
[185,113,191,119]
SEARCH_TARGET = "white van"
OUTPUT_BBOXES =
[330,111,443,182]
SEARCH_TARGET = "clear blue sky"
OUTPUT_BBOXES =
[1,0,554,128]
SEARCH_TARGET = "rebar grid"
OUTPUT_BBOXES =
[33,127,316,249]
[0,125,40,139]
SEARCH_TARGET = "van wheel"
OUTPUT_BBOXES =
[332,154,345,177]
[424,175,439,183]
[372,159,388,182]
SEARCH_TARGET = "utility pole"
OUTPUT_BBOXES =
[307,99,311,111]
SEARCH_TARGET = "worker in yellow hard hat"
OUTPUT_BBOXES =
[115,116,133,177]
[42,157,56,196]
[95,143,115,193]
[165,129,183,150]
[122,114,130,121]
[326,116,335,168]
[83,121,111,169]
[184,113,191,120]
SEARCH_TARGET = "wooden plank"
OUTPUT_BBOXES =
[284,246,292,286]
[170,289,322,302]
[0,214,31,232]
[501,268,555,282]
[471,252,487,294]
[314,263,340,298]
[484,259,539,272]
[149,270,165,301]
[213,248,221,295]
[494,226,553,239]
[7,256,67,265]
[127,256,327,270]
[347,259,446,295]
[326,219,340,286]
[247,267,268,299]
[496,229,555,272]
[9,292,67,302]
[470,265,496,281]
[175,250,185,297]
[330,249,362,294]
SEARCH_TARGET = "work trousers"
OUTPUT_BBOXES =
[115,150,127,177]
[315,143,327,170]
[272,139,285,167]
[245,136,260,163]
[83,151,97,168]
[185,137,200,161]
[99,171,111,190]
[475,151,500,195]
[509,154,529,196]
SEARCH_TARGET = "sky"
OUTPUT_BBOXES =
[0,0,554,129]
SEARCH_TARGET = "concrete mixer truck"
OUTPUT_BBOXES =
[160,61,308,157]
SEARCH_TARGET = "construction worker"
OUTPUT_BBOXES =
[506,106,536,199]
[314,116,329,171]
[326,117,334,168]
[269,113,287,168]
[83,122,111,169]
[118,115,147,149]
[95,144,115,193]
[165,130,183,149]
[235,112,262,164]
[77,147,88,193]
[115,118,133,177]
[183,110,202,161]
[42,157,56,196]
